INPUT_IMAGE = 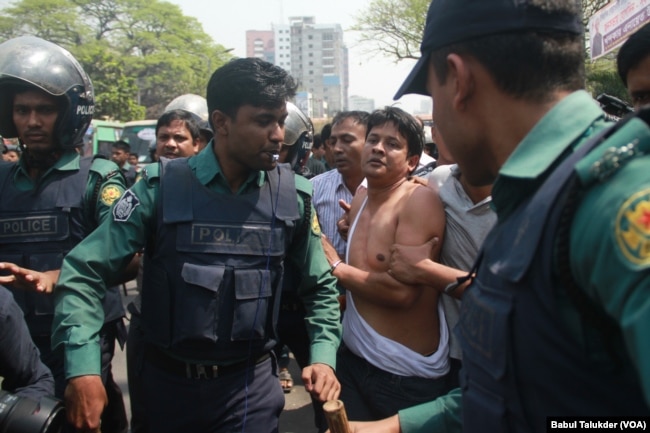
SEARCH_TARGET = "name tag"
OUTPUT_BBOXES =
[0,213,68,243]
[178,223,284,256]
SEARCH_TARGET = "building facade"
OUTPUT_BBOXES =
[246,17,349,117]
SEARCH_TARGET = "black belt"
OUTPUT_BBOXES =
[144,345,270,380]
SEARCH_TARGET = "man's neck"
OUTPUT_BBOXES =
[459,172,491,204]
[24,148,62,180]
[213,143,252,194]
[342,172,363,194]
[366,177,408,201]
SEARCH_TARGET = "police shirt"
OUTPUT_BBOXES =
[9,151,124,224]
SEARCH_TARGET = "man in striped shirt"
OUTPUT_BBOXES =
[311,111,369,259]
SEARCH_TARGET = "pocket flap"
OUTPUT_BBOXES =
[181,263,225,293]
[234,269,272,300]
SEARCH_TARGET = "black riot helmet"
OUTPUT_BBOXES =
[0,36,94,149]
[281,102,313,172]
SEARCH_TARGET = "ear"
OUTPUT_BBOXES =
[446,53,474,111]
[407,153,420,173]
[211,110,229,136]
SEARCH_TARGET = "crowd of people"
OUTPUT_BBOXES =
[0,1,649,433]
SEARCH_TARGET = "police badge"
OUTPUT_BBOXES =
[113,190,140,222]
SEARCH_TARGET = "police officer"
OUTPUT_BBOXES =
[345,1,650,432]
[53,57,342,433]
[164,93,213,151]
[0,36,128,433]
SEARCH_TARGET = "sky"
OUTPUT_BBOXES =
[166,0,432,114]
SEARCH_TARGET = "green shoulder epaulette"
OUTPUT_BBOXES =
[576,117,650,186]
[139,162,161,185]
[90,155,121,180]
[294,173,313,197]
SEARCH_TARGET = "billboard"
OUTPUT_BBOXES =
[589,0,650,61]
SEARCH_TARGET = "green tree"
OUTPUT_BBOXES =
[0,0,233,120]
[351,0,630,103]
[350,0,429,61]
[76,42,145,120]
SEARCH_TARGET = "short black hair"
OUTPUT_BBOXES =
[320,123,332,142]
[617,23,650,86]
[366,106,424,158]
[156,109,200,140]
[112,140,131,152]
[206,57,298,124]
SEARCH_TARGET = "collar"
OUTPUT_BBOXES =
[191,140,265,190]
[499,91,605,179]
[16,150,79,180]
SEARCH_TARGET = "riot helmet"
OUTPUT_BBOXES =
[282,102,313,172]
[0,36,94,149]
[164,94,211,132]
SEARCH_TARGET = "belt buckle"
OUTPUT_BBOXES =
[187,363,219,379]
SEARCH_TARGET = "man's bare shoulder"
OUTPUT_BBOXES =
[403,178,442,209]
[396,178,445,245]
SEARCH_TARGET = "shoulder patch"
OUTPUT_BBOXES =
[100,185,122,206]
[311,212,322,236]
[615,187,650,268]
[113,190,140,222]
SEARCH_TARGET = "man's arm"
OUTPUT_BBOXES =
[326,185,446,308]
[571,179,650,406]
[389,239,469,300]
[329,388,463,433]
[89,159,141,286]
[290,184,342,401]
[52,168,158,430]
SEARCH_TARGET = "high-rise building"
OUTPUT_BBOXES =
[245,17,349,117]
[273,24,291,72]
[245,30,275,64]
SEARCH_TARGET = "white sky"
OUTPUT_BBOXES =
[167,0,431,113]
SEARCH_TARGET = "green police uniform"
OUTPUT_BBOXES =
[397,91,650,433]
[52,145,341,379]
[10,151,124,223]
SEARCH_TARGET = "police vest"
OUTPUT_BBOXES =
[141,158,301,362]
[458,120,650,432]
[0,156,124,335]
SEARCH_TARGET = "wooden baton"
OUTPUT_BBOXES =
[323,399,352,433]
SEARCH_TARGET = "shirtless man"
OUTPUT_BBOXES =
[321,106,453,421]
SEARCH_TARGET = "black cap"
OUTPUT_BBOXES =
[394,0,583,99]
